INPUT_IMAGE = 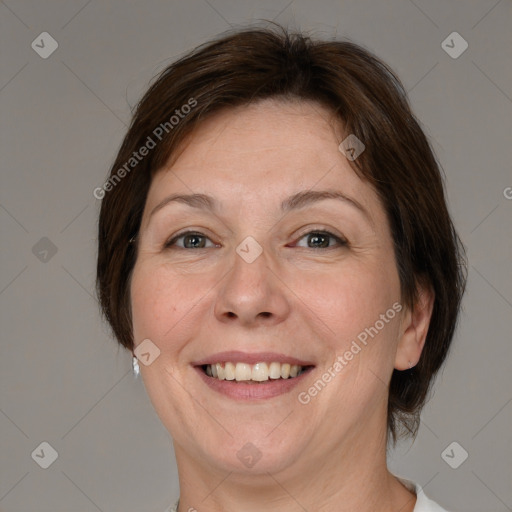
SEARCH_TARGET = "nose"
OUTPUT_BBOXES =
[213,244,291,327]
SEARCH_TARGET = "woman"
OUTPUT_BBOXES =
[96,25,466,512]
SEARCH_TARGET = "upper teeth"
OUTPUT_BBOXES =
[205,362,304,381]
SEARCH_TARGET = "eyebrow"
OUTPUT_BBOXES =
[149,189,371,223]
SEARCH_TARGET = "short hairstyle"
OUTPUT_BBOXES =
[96,24,467,446]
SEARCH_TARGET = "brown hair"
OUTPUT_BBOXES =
[96,24,467,446]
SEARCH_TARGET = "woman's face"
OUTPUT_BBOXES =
[130,99,407,477]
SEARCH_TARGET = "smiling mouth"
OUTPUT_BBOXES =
[200,362,314,383]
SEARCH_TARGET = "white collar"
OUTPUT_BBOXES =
[394,474,451,512]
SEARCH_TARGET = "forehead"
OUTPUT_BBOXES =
[144,99,380,222]
[187,99,337,151]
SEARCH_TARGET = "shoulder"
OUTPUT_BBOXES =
[394,474,452,512]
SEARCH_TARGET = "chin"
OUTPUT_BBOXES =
[195,428,306,477]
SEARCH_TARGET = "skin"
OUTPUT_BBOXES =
[130,99,434,512]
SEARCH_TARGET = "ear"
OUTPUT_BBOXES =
[394,282,435,370]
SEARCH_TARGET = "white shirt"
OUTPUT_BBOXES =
[395,475,451,511]
[167,475,450,511]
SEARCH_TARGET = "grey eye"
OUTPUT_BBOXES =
[165,232,217,249]
[294,231,347,249]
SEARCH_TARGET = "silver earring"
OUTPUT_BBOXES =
[132,355,140,377]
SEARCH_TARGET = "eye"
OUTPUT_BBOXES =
[164,231,219,249]
[293,230,348,249]
[164,229,347,250]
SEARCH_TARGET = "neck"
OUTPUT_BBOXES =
[173,417,416,512]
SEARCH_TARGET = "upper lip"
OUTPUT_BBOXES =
[193,351,315,367]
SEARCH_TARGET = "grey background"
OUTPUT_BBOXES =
[1,1,511,511]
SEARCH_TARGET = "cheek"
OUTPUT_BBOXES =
[130,265,166,343]
[304,268,401,412]
[130,260,214,346]
[297,258,400,345]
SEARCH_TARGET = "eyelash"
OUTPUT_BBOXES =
[164,229,348,250]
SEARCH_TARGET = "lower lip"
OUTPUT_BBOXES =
[194,366,314,400]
